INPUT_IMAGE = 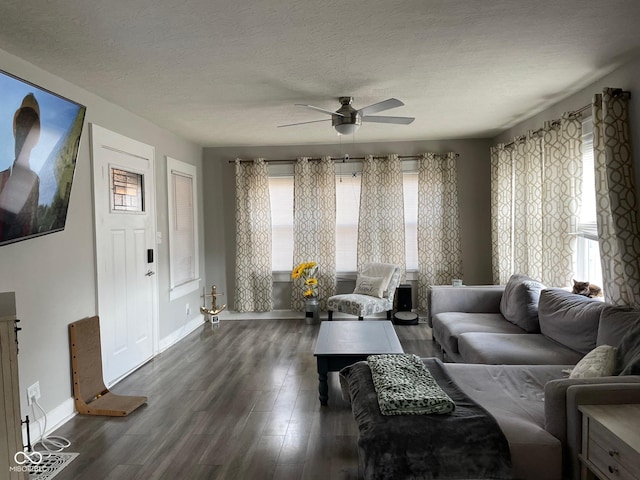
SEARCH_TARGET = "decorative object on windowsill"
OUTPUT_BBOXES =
[200,284,226,324]
[292,261,320,324]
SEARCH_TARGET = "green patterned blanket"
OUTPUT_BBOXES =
[367,353,455,415]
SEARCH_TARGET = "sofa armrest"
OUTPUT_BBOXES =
[427,285,505,327]
[544,375,640,443]
[544,375,640,480]
[565,381,640,480]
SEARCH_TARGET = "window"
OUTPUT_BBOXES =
[335,172,361,272]
[575,117,603,287]
[403,171,418,270]
[167,157,200,300]
[267,164,419,272]
[111,168,143,212]
[269,175,294,271]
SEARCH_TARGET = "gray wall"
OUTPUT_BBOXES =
[493,53,640,202]
[203,138,494,309]
[0,48,204,419]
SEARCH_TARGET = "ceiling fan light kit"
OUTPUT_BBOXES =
[280,96,414,135]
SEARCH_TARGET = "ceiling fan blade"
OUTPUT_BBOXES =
[277,118,332,128]
[358,98,404,116]
[294,104,344,117]
[362,115,415,125]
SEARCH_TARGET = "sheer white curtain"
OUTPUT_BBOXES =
[357,155,406,275]
[491,115,582,286]
[593,88,640,307]
[417,152,462,310]
[291,156,337,311]
[234,159,273,312]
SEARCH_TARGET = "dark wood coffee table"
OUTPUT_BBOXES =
[313,320,404,405]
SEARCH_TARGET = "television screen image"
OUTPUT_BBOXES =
[0,70,86,246]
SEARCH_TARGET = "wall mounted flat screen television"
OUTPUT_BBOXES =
[0,69,86,246]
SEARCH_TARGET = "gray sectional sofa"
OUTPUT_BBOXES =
[429,275,607,364]
[341,274,640,480]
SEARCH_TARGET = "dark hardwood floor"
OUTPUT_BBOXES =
[52,318,440,480]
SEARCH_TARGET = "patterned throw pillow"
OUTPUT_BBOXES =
[353,274,386,298]
[569,345,617,379]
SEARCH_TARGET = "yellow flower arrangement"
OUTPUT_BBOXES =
[292,261,319,298]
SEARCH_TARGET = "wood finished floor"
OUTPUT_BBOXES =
[52,318,440,480]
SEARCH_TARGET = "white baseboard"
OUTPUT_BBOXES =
[158,315,204,353]
[22,396,76,446]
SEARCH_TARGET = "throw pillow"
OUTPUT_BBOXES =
[360,263,396,297]
[569,345,617,379]
[616,315,640,375]
[499,274,546,332]
[597,305,640,347]
[354,275,386,298]
[538,289,607,355]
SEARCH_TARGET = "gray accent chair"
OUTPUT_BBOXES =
[327,263,402,320]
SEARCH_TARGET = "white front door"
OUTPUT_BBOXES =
[91,124,158,385]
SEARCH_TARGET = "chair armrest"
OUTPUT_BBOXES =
[427,285,505,327]
[544,376,640,472]
[564,381,640,480]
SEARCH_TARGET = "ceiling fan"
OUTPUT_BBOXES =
[278,96,415,135]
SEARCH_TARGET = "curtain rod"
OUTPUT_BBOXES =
[500,88,631,150]
[228,153,458,164]
[500,103,590,149]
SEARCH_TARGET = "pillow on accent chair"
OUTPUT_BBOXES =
[499,274,546,332]
[569,345,617,379]
[353,275,386,298]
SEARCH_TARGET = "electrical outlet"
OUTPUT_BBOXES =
[186,303,190,316]
[27,381,40,405]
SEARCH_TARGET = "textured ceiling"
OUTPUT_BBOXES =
[1,0,639,147]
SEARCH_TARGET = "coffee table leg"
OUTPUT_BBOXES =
[317,357,329,406]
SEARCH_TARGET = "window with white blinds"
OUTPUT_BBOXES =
[167,157,200,300]
[268,169,418,272]
[269,176,294,271]
[575,117,603,287]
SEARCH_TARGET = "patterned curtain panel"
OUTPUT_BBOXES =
[593,88,640,307]
[357,155,406,275]
[291,156,337,311]
[417,152,462,311]
[512,133,544,281]
[490,117,582,286]
[490,146,514,284]
[234,159,273,312]
[542,115,582,287]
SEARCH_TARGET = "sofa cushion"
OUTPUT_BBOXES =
[597,305,640,347]
[616,315,640,375]
[538,289,607,355]
[499,274,546,332]
[569,345,617,379]
[445,363,565,480]
[458,332,584,365]
[432,312,525,356]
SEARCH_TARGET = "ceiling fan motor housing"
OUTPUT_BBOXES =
[332,96,361,128]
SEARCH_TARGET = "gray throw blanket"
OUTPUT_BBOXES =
[367,354,455,415]
[340,358,512,480]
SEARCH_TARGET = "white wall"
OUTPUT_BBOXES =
[0,48,204,429]
[203,138,494,310]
